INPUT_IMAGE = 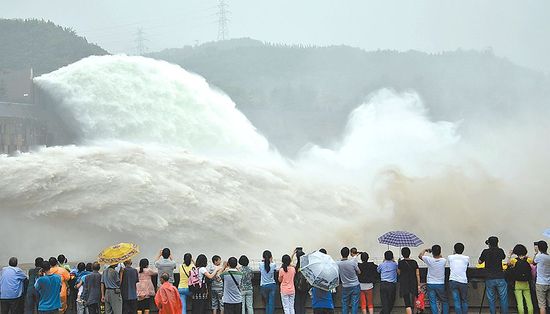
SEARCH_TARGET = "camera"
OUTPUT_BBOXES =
[426,248,432,253]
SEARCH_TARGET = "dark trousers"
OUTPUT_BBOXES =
[191,299,208,314]
[38,311,58,314]
[313,309,334,314]
[379,282,397,314]
[223,303,241,314]
[294,291,307,314]
[1,298,23,314]
[86,304,99,314]
[122,299,137,314]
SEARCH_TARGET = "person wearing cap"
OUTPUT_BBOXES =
[479,236,509,314]
[534,240,550,314]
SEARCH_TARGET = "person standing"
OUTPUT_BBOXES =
[34,261,61,314]
[192,254,221,314]
[0,257,28,314]
[507,244,534,314]
[48,258,70,314]
[377,251,397,314]
[102,264,122,314]
[121,260,139,314]
[178,254,193,314]
[398,248,420,314]
[26,257,44,314]
[534,240,550,314]
[479,236,509,314]
[278,255,296,314]
[448,243,470,314]
[219,258,242,314]
[258,251,277,314]
[292,249,308,314]
[136,259,156,314]
[81,263,102,314]
[155,273,183,314]
[208,256,224,314]
[336,247,361,314]
[358,252,377,314]
[311,287,334,314]
[419,245,449,314]
[237,256,253,314]
[155,249,177,288]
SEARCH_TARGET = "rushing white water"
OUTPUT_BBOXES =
[1,55,548,261]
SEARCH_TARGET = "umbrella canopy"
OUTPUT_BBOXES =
[378,231,424,247]
[300,251,339,291]
[98,243,140,265]
[543,228,550,238]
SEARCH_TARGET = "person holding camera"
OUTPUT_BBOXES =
[479,236,508,314]
[534,240,550,314]
[34,261,62,314]
[419,245,449,314]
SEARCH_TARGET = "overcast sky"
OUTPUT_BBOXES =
[2,0,549,72]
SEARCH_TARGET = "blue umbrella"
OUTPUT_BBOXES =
[378,231,424,248]
[543,228,550,238]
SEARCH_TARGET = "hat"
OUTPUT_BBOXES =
[485,236,499,246]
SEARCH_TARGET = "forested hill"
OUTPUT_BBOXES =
[149,38,550,154]
[0,19,108,75]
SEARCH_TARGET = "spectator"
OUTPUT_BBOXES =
[238,256,253,314]
[74,262,91,314]
[419,245,449,314]
[101,263,122,314]
[155,249,177,287]
[192,254,221,314]
[220,257,242,314]
[57,255,71,273]
[137,259,156,314]
[448,243,470,314]
[178,254,193,314]
[336,247,361,314]
[82,262,102,314]
[534,240,550,314]
[479,236,508,314]
[377,251,397,314]
[398,248,419,314]
[278,255,296,314]
[292,248,308,314]
[121,260,139,314]
[311,287,334,314]
[350,248,361,263]
[507,244,533,314]
[258,250,277,314]
[0,257,28,314]
[25,257,44,314]
[34,261,61,314]
[49,257,70,314]
[155,273,183,314]
[358,252,377,314]
[208,256,224,314]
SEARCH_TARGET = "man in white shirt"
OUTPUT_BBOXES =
[448,243,470,314]
[419,245,449,314]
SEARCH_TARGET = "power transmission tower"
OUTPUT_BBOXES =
[135,28,148,55]
[217,0,229,41]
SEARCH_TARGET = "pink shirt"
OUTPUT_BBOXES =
[278,266,296,295]
[137,268,157,300]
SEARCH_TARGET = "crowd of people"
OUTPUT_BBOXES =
[0,237,549,314]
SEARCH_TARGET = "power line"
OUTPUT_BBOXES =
[217,0,229,41]
[135,28,148,55]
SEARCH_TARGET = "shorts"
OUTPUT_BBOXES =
[137,298,151,311]
[402,293,414,308]
[211,290,224,310]
[536,284,550,308]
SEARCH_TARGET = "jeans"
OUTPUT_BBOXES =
[76,300,88,314]
[449,280,468,314]
[179,288,191,314]
[485,279,508,314]
[341,285,360,314]
[260,284,276,314]
[241,290,253,314]
[427,284,449,314]
[281,294,295,314]
[379,282,396,314]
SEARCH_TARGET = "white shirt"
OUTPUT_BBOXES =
[448,254,469,284]
[422,256,446,284]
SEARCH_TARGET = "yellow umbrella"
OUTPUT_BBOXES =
[98,243,140,265]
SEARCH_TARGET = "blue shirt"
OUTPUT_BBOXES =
[377,260,398,283]
[258,262,277,286]
[0,266,28,299]
[311,288,334,309]
[34,274,62,311]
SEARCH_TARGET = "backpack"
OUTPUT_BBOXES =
[294,271,311,293]
[513,258,532,282]
[188,267,206,294]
